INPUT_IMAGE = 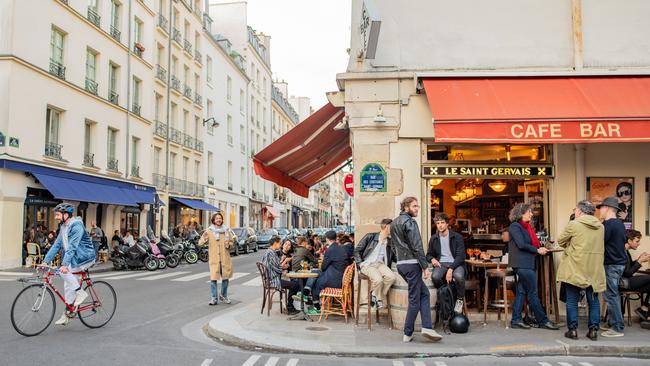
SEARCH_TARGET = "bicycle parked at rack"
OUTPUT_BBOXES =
[10,264,117,336]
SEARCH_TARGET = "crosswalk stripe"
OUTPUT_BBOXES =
[138,271,190,280]
[201,359,213,366]
[559,363,574,366]
[242,355,261,366]
[285,359,299,366]
[172,272,211,282]
[102,272,158,280]
[0,271,34,276]
[230,272,249,281]
[242,277,262,286]
[434,362,447,366]
[0,278,16,281]
[413,362,426,366]
[392,362,404,366]
[90,272,131,279]
[538,363,553,366]
[579,363,594,366]
[264,357,279,366]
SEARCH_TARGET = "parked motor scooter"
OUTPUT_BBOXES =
[110,238,159,271]
[157,231,181,268]
[144,228,167,270]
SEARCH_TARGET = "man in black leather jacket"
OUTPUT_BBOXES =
[354,219,396,309]
[391,197,442,343]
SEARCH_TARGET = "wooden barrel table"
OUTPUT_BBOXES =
[387,270,437,331]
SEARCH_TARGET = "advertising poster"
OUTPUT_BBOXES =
[588,177,634,229]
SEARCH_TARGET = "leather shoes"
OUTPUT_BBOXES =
[511,321,531,329]
[565,329,578,340]
[539,321,560,330]
[586,328,598,341]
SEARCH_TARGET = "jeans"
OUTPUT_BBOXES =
[397,263,432,336]
[565,283,600,330]
[431,263,465,297]
[512,268,549,324]
[210,279,229,300]
[604,264,625,332]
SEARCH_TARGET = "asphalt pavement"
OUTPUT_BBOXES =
[0,253,647,366]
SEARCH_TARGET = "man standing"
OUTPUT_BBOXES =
[261,236,299,315]
[354,218,397,310]
[305,230,349,313]
[89,221,103,258]
[556,200,606,341]
[597,196,627,337]
[426,213,466,314]
[391,197,443,342]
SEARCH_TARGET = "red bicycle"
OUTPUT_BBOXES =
[10,265,117,336]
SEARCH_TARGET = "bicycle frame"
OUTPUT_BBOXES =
[39,270,102,313]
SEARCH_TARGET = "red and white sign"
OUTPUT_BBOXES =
[343,173,354,197]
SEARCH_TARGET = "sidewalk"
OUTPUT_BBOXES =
[0,261,115,274]
[206,303,650,358]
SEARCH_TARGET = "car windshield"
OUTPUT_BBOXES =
[260,229,275,236]
[233,228,247,238]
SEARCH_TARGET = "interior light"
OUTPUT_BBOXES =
[488,181,507,193]
[429,179,443,187]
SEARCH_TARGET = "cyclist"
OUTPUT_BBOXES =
[42,203,96,326]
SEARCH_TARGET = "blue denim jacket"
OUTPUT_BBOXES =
[44,217,96,268]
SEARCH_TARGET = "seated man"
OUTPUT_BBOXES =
[623,229,650,322]
[261,236,299,315]
[292,236,317,272]
[354,218,396,309]
[305,230,350,313]
[426,213,466,314]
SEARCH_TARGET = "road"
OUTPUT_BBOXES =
[0,252,647,366]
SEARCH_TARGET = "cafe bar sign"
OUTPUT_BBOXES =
[422,165,554,178]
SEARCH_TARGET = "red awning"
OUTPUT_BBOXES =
[265,206,279,218]
[422,76,650,144]
[254,103,350,198]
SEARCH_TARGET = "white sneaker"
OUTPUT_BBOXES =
[454,298,464,314]
[403,334,413,343]
[73,289,88,308]
[601,329,624,338]
[219,294,231,304]
[421,328,443,342]
[54,312,74,326]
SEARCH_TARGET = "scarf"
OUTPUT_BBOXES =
[519,220,541,249]
[208,225,227,240]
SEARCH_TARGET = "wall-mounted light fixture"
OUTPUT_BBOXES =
[202,117,219,127]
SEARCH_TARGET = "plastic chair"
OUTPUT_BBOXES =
[256,262,285,316]
[320,264,356,323]
[26,243,43,268]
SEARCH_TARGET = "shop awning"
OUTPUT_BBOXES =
[171,197,219,211]
[422,76,650,144]
[253,103,350,198]
[265,206,279,218]
[0,159,157,206]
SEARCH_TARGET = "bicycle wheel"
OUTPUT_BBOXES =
[78,281,117,328]
[11,284,56,337]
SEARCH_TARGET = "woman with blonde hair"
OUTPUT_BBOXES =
[200,212,234,305]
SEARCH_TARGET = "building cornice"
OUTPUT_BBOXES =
[203,31,251,81]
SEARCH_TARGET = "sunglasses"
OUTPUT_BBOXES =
[617,190,631,197]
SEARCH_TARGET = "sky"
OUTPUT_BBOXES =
[244,0,351,108]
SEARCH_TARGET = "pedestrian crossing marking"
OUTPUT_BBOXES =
[413,361,426,366]
[172,272,211,282]
[285,359,299,366]
[200,359,213,366]
[231,272,249,281]
[242,355,261,366]
[434,362,447,366]
[103,272,159,280]
[0,278,15,281]
[0,271,34,276]
[392,362,405,366]
[264,356,279,366]
[538,363,553,366]
[579,363,594,366]
[559,363,574,366]
[138,271,190,280]
[242,277,262,286]
[91,272,134,279]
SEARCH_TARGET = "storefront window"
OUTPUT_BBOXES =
[120,209,140,237]
[426,144,550,163]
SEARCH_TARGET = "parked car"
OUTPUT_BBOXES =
[256,228,279,249]
[277,228,292,242]
[232,227,257,254]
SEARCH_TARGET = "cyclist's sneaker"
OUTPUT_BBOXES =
[73,289,88,308]
[219,294,231,304]
[54,311,75,326]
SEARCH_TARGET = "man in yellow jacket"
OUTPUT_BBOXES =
[556,200,606,341]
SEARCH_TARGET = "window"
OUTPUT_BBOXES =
[84,121,92,156]
[184,20,190,40]
[132,77,141,111]
[157,44,164,65]
[107,128,117,161]
[183,65,189,85]
[171,102,177,128]
[134,17,143,44]
[256,70,260,89]
[239,125,245,144]
[86,48,97,81]
[194,161,200,184]
[50,28,64,65]
[263,77,267,95]
[110,0,120,30]
[227,161,232,185]
[45,107,60,145]
[183,157,189,180]
[194,31,200,51]
[240,167,245,190]
[109,63,119,100]
[172,56,178,76]
[183,110,189,133]
[227,76,232,101]
[155,93,162,121]
[194,73,200,93]
[173,9,179,28]
[227,115,232,145]
[194,116,200,139]
[240,89,245,113]
[206,56,212,83]
[207,152,213,178]
[170,152,177,177]
[263,107,266,125]
[131,137,139,168]
[206,99,214,134]
[154,147,161,174]
[250,96,255,121]
[256,101,260,126]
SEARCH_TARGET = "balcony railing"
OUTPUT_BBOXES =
[227,135,233,145]
[194,49,202,64]
[194,92,201,105]
[132,103,141,116]
[107,158,119,172]
[183,133,194,149]
[195,140,203,152]
[87,7,100,27]
[85,78,98,95]
[44,142,62,160]
[183,84,193,99]
[152,173,166,190]
[171,76,181,92]
[154,120,167,138]
[170,127,183,144]
[109,90,119,105]
[183,39,192,54]
[166,177,204,197]
[131,165,140,178]
[83,152,94,167]
[172,28,182,45]
[156,64,167,83]
[133,44,143,58]
[110,25,121,42]
[228,183,233,191]
[241,187,246,195]
[49,59,65,80]
[207,176,214,185]
[252,191,258,199]
[157,14,169,34]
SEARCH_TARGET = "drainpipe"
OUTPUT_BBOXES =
[246,79,251,227]
[125,0,133,178]
[165,1,173,194]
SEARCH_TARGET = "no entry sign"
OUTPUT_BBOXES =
[344,173,354,197]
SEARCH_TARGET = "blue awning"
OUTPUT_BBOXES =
[171,197,220,211]
[0,159,157,206]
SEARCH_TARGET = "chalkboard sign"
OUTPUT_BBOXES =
[360,163,386,192]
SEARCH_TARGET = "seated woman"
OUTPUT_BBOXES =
[623,229,650,322]
[277,239,294,271]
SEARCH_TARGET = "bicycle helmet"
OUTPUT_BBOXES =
[54,203,75,215]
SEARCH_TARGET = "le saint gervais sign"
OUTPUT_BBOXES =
[422,165,554,178]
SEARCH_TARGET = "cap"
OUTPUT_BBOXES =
[324,230,337,241]
[596,196,620,211]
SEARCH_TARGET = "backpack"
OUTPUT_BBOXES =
[435,283,456,331]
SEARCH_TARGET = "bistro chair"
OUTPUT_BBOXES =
[320,264,356,323]
[355,270,393,330]
[256,261,286,316]
[602,289,644,326]
[483,267,515,328]
[26,243,43,268]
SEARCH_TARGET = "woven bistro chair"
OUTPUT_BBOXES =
[26,243,43,268]
[319,264,356,323]
[256,261,286,316]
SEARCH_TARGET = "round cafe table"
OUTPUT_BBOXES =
[285,271,319,321]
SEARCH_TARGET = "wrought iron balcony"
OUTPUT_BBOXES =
[49,59,65,80]
[109,91,119,105]
[241,187,246,195]
[157,14,169,34]
[44,142,62,160]
[194,49,202,64]
[133,43,143,58]
[85,78,98,95]
[195,140,203,152]
[131,103,141,116]
[172,28,182,45]
[170,127,183,144]
[107,158,119,172]
[87,7,100,27]
[252,191,258,199]
[154,120,167,138]
[83,152,94,167]
[183,84,193,99]
[171,75,181,92]
[194,92,201,105]
[183,39,192,54]
[207,176,214,185]
[110,25,121,42]
[131,165,140,178]
[152,173,166,190]
[156,64,167,83]
[183,133,194,148]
